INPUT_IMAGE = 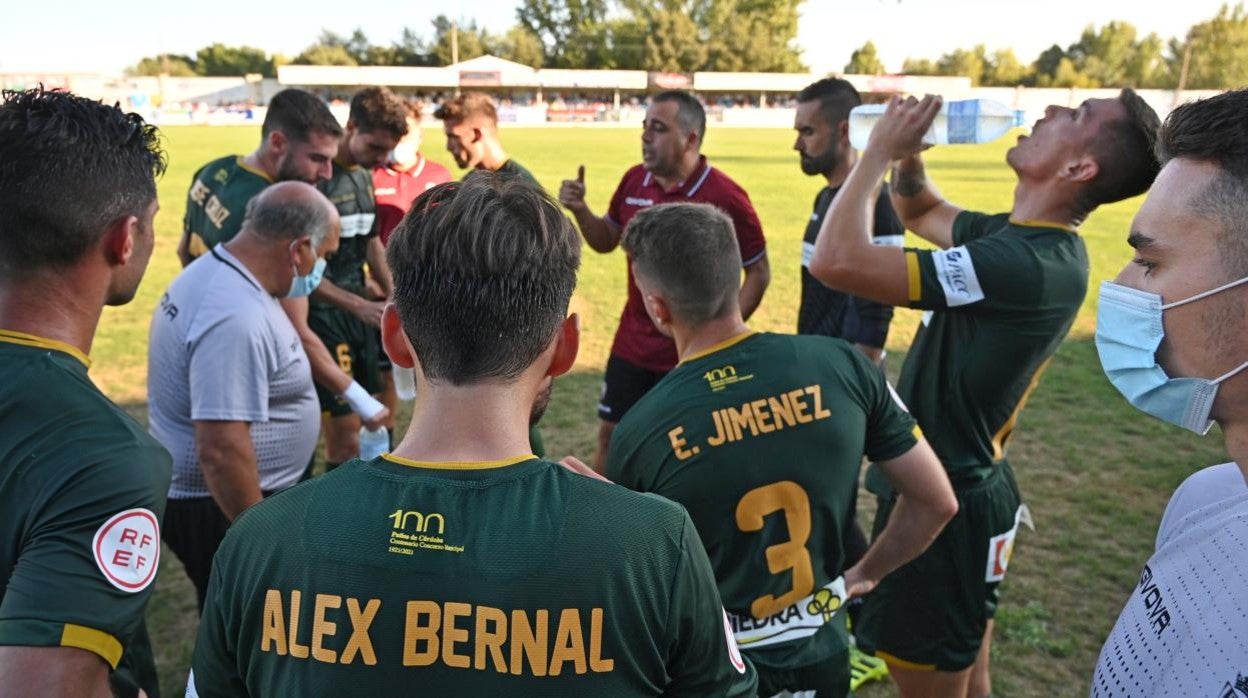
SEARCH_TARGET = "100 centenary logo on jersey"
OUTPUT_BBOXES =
[92,508,160,593]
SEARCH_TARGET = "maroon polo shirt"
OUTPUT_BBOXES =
[372,156,452,245]
[605,156,767,372]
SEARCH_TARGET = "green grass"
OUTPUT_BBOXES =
[106,125,1228,697]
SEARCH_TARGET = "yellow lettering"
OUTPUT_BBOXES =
[708,410,728,446]
[510,609,549,677]
[261,589,287,655]
[548,608,587,676]
[668,426,694,460]
[288,590,310,659]
[475,605,509,672]
[442,602,472,669]
[790,388,813,423]
[588,608,614,673]
[204,195,230,229]
[402,511,424,530]
[311,594,340,663]
[403,601,440,666]
[806,385,832,419]
[189,179,210,205]
[728,404,756,439]
[769,394,796,429]
[751,399,775,433]
[424,513,445,535]
[342,598,380,666]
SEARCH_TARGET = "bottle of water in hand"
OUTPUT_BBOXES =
[359,425,389,461]
[849,98,1017,150]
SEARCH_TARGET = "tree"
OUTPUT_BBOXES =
[517,0,611,68]
[127,54,197,77]
[391,27,432,66]
[292,44,358,66]
[498,26,546,68]
[983,49,1028,86]
[845,41,885,74]
[429,15,494,65]
[701,0,804,72]
[643,10,708,71]
[1032,43,1067,83]
[195,43,275,77]
[936,45,988,85]
[1164,3,1248,89]
[902,57,938,75]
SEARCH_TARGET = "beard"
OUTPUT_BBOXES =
[276,153,315,184]
[799,147,841,177]
[530,376,554,427]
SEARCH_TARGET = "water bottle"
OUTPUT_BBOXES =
[359,425,389,461]
[848,99,1017,151]
[393,365,416,401]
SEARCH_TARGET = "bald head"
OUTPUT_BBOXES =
[241,181,338,248]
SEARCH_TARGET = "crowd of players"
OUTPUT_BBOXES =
[0,77,1245,698]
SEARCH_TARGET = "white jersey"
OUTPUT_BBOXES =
[1091,462,1248,697]
[148,245,319,499]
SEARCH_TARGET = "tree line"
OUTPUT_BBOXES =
[130,1,1248,90]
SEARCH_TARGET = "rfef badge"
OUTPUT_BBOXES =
[93,508,160,593]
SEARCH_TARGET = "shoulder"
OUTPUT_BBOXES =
[560,465,690,530]
[702,165,751,200]
[616,163,648,188]
[1157,463,1247,548]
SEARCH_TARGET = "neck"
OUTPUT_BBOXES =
[477,139,509,172]
[1220,417,1248,482]
[222,235,287,297]
[0,272,107,358]
[653,153,702,191]
[823,148,857,189]
[393,378,538,462]
[336,138,356,168]
[1011,180,1086,228]
[672,312,750,361]
[393,154,423,173]
[244,146,280,181]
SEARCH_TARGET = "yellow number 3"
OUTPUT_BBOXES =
[735,481,814,619]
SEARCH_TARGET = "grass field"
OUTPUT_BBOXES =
[106,125,1229,697]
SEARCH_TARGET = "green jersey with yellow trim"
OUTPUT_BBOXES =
[0,330,171,696]
[606,332,919,675]
[190,455,754,697]
[314,159,376,308]
[898,211,1088,483]
[184,155,272,260]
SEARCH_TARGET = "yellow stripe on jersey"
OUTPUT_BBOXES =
[1008,218,1077,233]
[875,650,937,672]
[905,251,922,303]
[0,329,91,367]
[991,357,1053,461]
[680,330,757,365]
[912,424,924,440]
[383,453,537,471]
[234,156,275,183]
[61,624,123,668]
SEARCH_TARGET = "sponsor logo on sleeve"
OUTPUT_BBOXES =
[93,508,160,593]
[985,507,1023,583]
[722,610,747,674]
[932,246,985,307]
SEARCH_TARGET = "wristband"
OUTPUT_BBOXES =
[341,381,384,419]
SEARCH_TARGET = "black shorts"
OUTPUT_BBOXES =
[755,650,850,697]
[309,307,382,417]
[163,496,233,612]
[597,354,668,422]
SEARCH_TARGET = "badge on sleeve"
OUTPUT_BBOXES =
[93,508,160,592]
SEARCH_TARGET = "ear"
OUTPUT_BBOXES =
[546,314,580,378]
[268,129,289,156]
[1062,156,1100,184]
[685,129,700,152]
[643,293,674,335]
[381,303,416,369]
[102,215,139,268]
[837,119,851,147]
[471,127,484,144]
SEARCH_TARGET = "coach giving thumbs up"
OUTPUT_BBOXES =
[559,164,622,254]
[559,165,588,212]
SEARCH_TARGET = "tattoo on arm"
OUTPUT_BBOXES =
[892,163,927,197]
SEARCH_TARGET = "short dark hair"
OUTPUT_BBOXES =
[433,92,497,125]
[653,90,706,144]
[796,78,862,126]
[0,87,166,279]
[1080,89,1161,211]
[349,86,409,138]
[1157,87,1248,277]
[622,203,740,326]
[261,88,343,142]
[386,172,580,385]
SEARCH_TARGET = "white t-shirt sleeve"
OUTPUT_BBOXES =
[189,314,273,423]
[1156,462,1247,549]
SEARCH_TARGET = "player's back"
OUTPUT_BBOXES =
[608,332,917,671]
[184,155,272,259]
[190,455,751,697]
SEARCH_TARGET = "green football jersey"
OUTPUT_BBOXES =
[191,455,754,696]
[184,155,272,260]
[898,212,1088,483]
[607,332,919,674]
[496,159,539,187]
[0,330,172,695]
[313,158,376,308]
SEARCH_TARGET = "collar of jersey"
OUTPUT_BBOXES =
[0,328,91,367]
[680,330,757,365]
[334,156,359,172]
[382,453,538,471]
[1008,217,1077,233]
[234,156,274,183]
[643,156,711,197]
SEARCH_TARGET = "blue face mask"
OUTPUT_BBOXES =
[287,257,327,298]
[1095,277,1248,434]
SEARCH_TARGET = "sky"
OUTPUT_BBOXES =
[0,0,1234,76]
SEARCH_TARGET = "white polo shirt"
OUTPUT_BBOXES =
[1091,462,1248,697]
[148,245,319,499]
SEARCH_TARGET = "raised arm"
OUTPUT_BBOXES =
[559,165,624,253]
[890,154,962,250]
